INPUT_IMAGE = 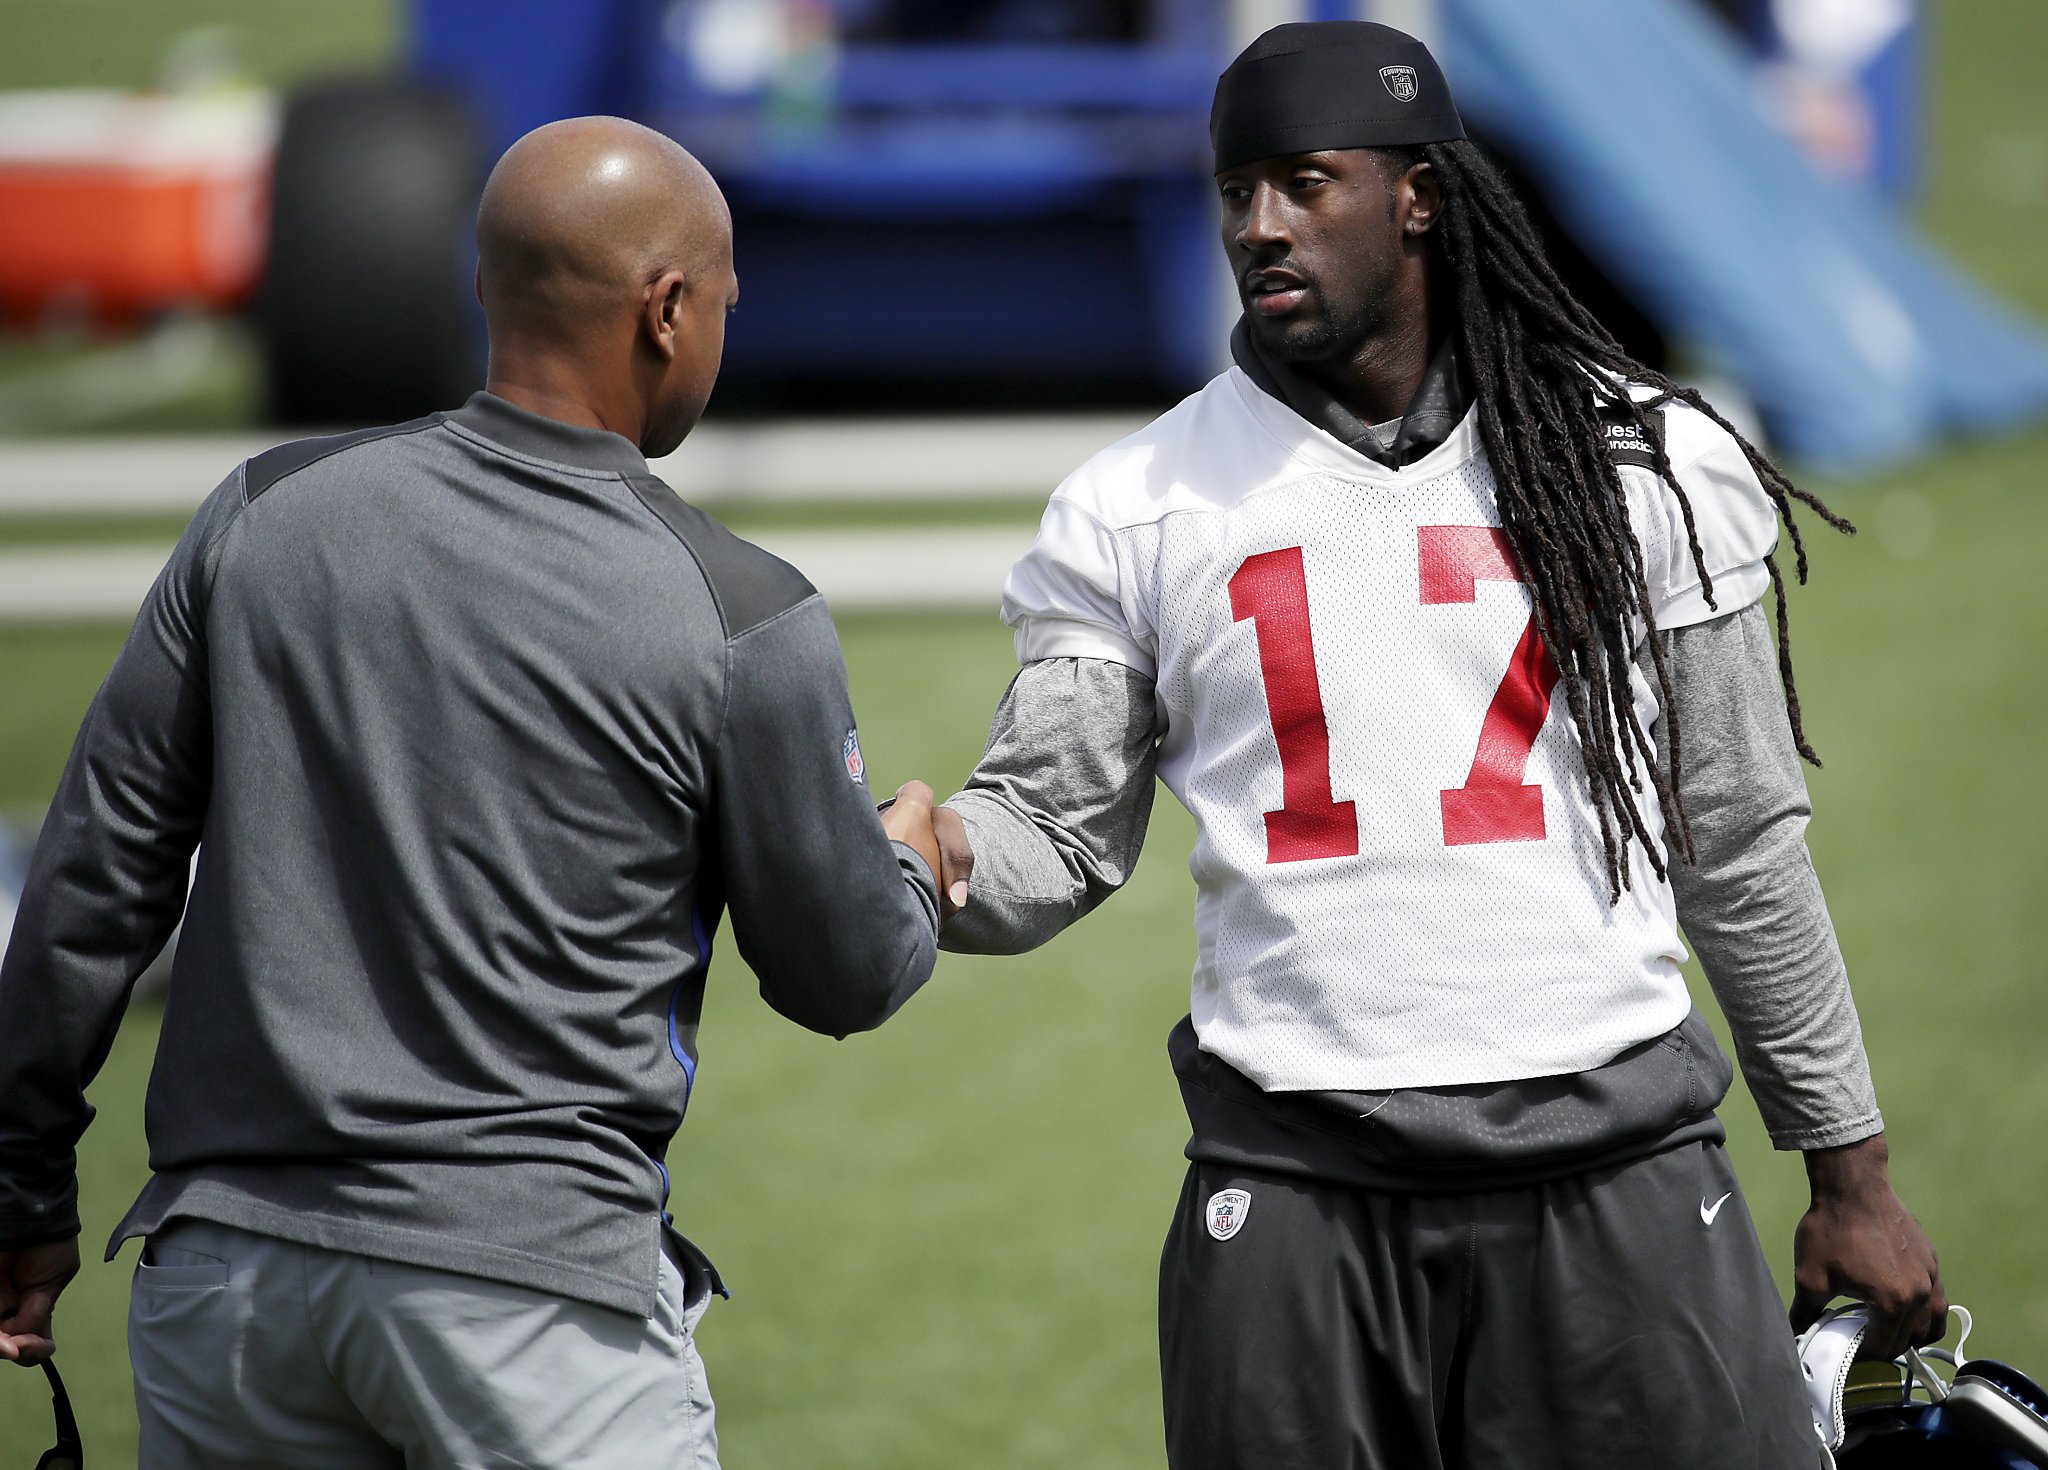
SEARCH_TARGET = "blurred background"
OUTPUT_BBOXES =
[1,0,2046,1465]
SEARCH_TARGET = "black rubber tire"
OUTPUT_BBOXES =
[258,79,483,425]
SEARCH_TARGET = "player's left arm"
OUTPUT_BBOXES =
[1636,415,1943,1358]
[1651,607,1945,1358]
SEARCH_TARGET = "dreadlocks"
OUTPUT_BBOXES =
[1393,138,1854,898]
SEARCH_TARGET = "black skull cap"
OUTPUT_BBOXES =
[1211,21,1466,173]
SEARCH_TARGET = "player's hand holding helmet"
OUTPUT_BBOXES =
[1801,1304,2048,1467]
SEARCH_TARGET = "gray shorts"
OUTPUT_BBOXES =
[1159,1140,1824,1470]
[128,1218,719,1470]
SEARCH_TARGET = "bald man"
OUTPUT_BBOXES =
[0,117,947,1469]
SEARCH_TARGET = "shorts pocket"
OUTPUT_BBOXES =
[136,1240,229,1291]
[652,1253,692,1342]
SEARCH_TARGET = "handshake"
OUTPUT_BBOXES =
[880,781,976,920]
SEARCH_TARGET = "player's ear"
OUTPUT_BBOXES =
[642,269,688,362]
[1402,163,1441,237]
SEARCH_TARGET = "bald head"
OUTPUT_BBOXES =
[477,116,730,348]
[476,117,737,456]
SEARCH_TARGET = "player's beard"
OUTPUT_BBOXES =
[1241,275,1378,369]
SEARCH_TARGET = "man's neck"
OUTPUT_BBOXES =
[485,352,643,447]
[1231,315,1468,471]
[1298,316,1436,427]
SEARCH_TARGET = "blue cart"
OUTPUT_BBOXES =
[262,0,1237,421]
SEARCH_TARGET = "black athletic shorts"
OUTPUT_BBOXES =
[1159,1140,1822,1470]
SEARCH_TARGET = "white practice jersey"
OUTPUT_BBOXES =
[1003,367,1781,1092]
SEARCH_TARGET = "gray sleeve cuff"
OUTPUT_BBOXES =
[0,1207,83,1252]
[1769,1114,1886,1152]
[1652,604,1884,1150]
[890,840,942,935]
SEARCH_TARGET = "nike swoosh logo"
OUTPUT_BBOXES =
[1701,1191,1733,1225]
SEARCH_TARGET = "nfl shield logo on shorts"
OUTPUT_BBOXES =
[1380,65,1420,102]
[843,727,866,784]
[1206,1188,1252,1241]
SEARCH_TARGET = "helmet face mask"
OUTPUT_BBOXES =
[1801,1305,2048,1469]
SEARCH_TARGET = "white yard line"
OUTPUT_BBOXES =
[0,547,176,622]
[758,527,1030,612]
[0,413,1147,516]
[0,526,1032,623]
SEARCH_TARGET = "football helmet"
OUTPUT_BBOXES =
[1799,1305,2048,1468]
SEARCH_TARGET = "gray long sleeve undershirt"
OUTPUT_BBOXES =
[941,602,1881,1151]
[1650,604,1881,1148]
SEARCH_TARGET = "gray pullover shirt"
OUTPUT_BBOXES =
[0,393,939,1315]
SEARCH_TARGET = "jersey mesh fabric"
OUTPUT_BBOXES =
[1005,369,1782,1093]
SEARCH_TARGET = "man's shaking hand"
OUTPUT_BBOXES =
[881,781,974,921]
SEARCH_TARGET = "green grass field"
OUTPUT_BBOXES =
[3,1,2048,1466]
[0,0,395,91]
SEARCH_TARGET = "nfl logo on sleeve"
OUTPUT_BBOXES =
[843,728,866,785]
[1206,1188,1252,1241]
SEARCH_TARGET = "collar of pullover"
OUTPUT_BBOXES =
[448,392,652,477]
[1230,320,1469,470]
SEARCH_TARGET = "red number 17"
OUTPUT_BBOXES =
[1227,529,1561,864]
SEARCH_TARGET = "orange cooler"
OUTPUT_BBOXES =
[0,89,276,324]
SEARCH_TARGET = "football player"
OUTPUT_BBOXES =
[928,22,1945,1469]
